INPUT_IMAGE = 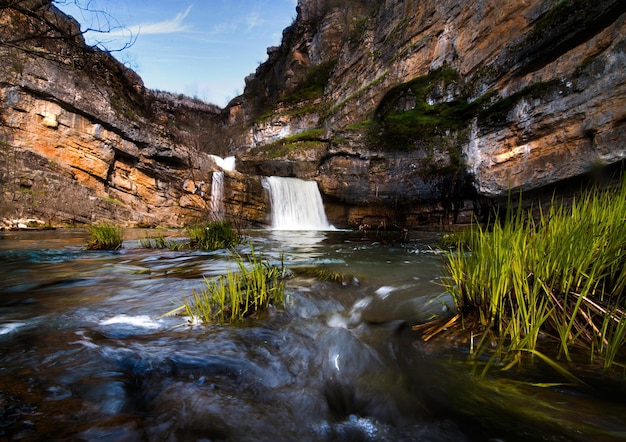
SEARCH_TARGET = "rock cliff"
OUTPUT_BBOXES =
[233,0,626,228]
[0,0,263,227]
[1,0,625,229]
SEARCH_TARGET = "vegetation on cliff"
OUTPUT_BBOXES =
[249,129,326,159]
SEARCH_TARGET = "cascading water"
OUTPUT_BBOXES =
[208,155,235,219]
[210,171,225,218]
[263,176,334,230]
[212,155,236,172]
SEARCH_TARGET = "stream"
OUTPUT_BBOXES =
[1,229,625,441]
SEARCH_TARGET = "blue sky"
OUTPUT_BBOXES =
[56,0,297,107]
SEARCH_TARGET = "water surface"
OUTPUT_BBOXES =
[1,229,624,441]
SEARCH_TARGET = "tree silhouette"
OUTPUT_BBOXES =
[0,0,134,63]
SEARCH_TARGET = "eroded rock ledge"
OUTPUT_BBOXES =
[1,0,625,229]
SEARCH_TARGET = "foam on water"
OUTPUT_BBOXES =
[100,314,161,329]
[0,322,27,335]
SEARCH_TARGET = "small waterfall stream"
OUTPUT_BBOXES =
[263,176,333,230]
[209,156,235,220]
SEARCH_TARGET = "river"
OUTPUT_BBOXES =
[1,229,625,441]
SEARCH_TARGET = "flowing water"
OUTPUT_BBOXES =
[210,171,225,219]
[1,229,625,441]
[263,177,333,230]
[209,156,236,220]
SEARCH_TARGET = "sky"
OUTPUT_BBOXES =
[56,0,298,107]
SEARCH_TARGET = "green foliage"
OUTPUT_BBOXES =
[86,223,123,250]
[281,60,336,104]
[186,221,241,251]
[138,221,240,251]
[294,266,356,285]
[249,129,325,159]
[440,177,626,372]
[374,68,475,148]
[282,129,324,143]
[100,196,123,206]
[477,80,564,127]
[344,119,374,132]
[139,234,186,251]
[173,248,287,324]
[438,227,482,250]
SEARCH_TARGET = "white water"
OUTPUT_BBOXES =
[210,171,225,218]
[212,155,236,172]
[209,156,236,219]
[263,176,334,230]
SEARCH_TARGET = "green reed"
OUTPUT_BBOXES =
[86,223,123,250]
[141,221,240,251]
[441,177,626,372]
[139,234,186,251]
[177,247,287,324]
[186,220,241,251]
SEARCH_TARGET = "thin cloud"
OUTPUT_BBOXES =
[245,11,265,31]
[109,5,193,37]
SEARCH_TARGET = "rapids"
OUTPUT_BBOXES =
[1,229,625,441]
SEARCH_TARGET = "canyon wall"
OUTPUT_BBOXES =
[1,0,625,229]
[0,1,267,228]
[234,0,626,228]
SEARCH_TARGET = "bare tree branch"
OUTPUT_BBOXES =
[0,0,136,60]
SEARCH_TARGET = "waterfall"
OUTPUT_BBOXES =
[210,171,225,218]
[213,155,236,172]
[209,156,235,220]
[263,176,333,230]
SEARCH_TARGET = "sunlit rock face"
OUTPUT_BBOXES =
[229,0,626,227]
[0,1,268,227]
[1,0,625,229]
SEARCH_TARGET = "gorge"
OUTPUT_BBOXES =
[1,0,625,229]
[2,2,626,439]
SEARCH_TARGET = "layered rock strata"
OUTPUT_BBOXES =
[1,0,625,229]
[233,0,626,228]
[0,1,267,227]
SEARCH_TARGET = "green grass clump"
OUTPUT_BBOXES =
[86,223,123,250]
[294,266,356,285]
[249,129,325,159]
[186,221,241,251]
[281,60,336,104]
[439,178,626,373]
[172,248,287,324]
[139,234,186,251]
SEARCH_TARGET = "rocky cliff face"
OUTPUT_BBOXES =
[0,0,267,228]
[1,0,625,229]
[233,0,626,228]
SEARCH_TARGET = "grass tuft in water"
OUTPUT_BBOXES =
[139,234,186,251]
[294,266,358,285]
[436,177,626,373]
[171,247,287,324]
[186,220,241,251]
[140,221,240,251]
[86,223,123,250]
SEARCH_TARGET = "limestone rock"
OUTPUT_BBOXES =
[229,0,626,228]
[1,0,625,230]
